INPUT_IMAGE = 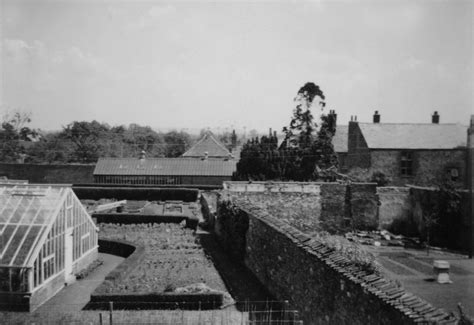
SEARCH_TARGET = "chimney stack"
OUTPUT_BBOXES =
[373,110,381,123]
[432,111,440,124]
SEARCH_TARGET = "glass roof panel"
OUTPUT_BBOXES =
[0,184,68,266]
[13,226,43,266]
[1,225,29,265]
[10,197,32,223]
[0,225,17,257]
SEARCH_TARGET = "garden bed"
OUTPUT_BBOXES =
[95,223,228,295]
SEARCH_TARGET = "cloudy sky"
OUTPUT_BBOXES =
[1,0,472,133]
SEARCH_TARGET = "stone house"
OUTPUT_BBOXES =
[333,111,468,187]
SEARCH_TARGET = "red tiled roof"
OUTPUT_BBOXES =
[94,157,236,176]
[182,132,231,158]
[358,123,467,149]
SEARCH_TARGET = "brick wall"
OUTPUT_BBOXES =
[216,197,456,325]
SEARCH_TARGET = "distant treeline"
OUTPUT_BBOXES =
[0,117,240,164]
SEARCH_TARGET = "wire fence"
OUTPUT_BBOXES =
[0,300,304,325]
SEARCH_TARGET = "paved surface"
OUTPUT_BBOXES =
[370,246,474,317]
[36,253,124,313]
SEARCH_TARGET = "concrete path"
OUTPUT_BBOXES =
[35,253,124,313]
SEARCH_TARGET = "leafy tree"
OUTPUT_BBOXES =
[26,132,73,163]
[163,130,191,157]
[123,124,165,157]
[0,111,38,162]
[61,121,110,163]
[234,82,338,181]
[234,133,279,180]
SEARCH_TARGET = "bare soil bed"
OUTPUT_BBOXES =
[96,223,227,294]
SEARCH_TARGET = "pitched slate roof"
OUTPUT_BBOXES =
[94,157,236,176]
[182,132,231,158]
[358,123,467,149]
[332,125,348,152]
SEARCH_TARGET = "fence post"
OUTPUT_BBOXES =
[99,312,103,325]
[283,300,289,324]
[109,301,113,325]
[293,310,299,324]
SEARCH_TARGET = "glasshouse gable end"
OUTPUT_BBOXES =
[0,185,98,311]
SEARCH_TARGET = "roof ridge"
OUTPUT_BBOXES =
[359,122,467,126]
[209,133,231,153]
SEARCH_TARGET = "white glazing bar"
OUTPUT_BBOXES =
[1,196,36,265]
[10,202,44,266]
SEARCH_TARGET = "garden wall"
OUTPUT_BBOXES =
[216,195,456,325]
[0,163,95,184]
[377,187,411,231]
[222,181,378,233]
[409,186,470,251]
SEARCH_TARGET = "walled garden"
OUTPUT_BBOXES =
[95,223,227,295]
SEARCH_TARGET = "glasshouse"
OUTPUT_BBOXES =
[0,184,98,311]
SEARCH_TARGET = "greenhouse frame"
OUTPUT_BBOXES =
[0,184,98,311]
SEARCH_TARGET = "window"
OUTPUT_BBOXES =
[447,167,459,182]
[42,254,55,280]
[400,151,413,176]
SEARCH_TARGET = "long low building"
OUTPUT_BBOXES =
[93,157,237,186]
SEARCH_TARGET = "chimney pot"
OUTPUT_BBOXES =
[373,110,381,123]
[432,111,440,124]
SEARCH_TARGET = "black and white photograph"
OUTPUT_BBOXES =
[0,0,473,324]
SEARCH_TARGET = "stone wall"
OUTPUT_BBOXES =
[347,121,371,169]
[413,150,467,188]
[216,196,456,325]
[409,185,469,251]
[377,187,412,232]
[222,181,378,233]
[349,183,378,230]
[354,149,467,188]
[223,181,320,193]
[0,163,95,184]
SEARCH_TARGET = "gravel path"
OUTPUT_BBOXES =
[35,253,124,313]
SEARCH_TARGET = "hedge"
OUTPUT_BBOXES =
[86,292,224,310]
[94,214,199,230]
[98,239,146,282]
[73,187,199,202]
[74,183,222,190]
